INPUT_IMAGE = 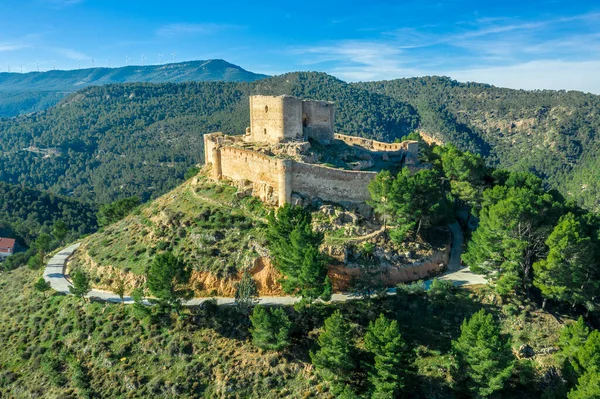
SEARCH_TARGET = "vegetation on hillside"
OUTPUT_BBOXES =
[357,76,600,211]
[0,264,579,399]
[2,72,599,211]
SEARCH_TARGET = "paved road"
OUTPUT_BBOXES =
[44,224,486,306]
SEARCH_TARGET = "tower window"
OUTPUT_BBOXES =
[265,105,269,113]
[264,128,267,135]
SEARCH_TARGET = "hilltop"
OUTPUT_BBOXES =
[0,59,268,117]
[68,169,446,297]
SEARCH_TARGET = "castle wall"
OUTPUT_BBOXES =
[302,100,334,143]
[249,95,303,144]
[290,162,376,204]
[219,146,282,205]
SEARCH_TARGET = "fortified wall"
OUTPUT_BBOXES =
[204,95,419,208]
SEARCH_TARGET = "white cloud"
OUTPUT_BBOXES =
[155,23,237,37]
[0,43,28,52]
[50,47,90,60]
[446,60,600,94]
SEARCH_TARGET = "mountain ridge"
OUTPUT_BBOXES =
[0,59,268,117]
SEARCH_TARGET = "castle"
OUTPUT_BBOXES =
[204,95,419,210]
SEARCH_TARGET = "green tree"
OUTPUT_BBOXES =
[557,318,591,386]
[367,170,395,228]
[34,277,52,295]
[534,213,598,310]
[249,306,291,351]
[34,233,53,269]
[364,314,410,398]
[110,270,127,304]
[266,204,330,302]
[97,197,140,227]
[452,309,514,398]
[568,371,600,399]
[463,181,557,295]
[369,167,446,242]
[69,269,91,299]
[27,253,43,270]
[235,271,258,314]
[52,220,68,245]
[146,251,192,311]
[311,310,356,385]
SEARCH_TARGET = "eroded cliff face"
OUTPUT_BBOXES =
[69,249,285,297]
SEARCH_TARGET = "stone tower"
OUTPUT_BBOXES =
[247,95,335,144]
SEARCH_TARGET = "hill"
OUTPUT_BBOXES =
[356,76,600,211]
[0,262,573,398]
[0,181,97,248]
[0,59,268,117]
[69,169,444,297]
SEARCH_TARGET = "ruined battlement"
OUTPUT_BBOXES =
[204,95,419,210]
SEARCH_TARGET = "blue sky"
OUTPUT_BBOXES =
[1,0,600,92]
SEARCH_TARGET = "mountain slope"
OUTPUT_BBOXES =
[0,181,98,249]
[0,59,268,117]
[356,76,600,211]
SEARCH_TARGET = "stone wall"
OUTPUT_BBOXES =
[290,162,376,205]
[335,134,418,163]
[204,131,417,207]
[218,146,284,205]
[302,100,334,143]
[249,95,303,144]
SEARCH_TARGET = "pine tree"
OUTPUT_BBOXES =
[364,314,410,399]
[463,181,557,295]
[534,213,598,310]
[249,306,291,351]
[311,310,356,385]
[266,204,330,302]
[146,251,192,311]
[69,269,91,299]
[369,167,446,242]
[557,317,591,386]
[452,309,514,398]
[568,371,600,399]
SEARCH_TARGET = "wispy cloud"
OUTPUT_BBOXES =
[289,9,600,91]
[155,23,238,37]
[0,43,29,52]
[50,47,90,60]
[289,41,423,81]
[446,60,600,94]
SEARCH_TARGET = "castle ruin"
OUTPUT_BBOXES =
[204,95,418,210]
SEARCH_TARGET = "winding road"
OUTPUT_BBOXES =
[43,223,486,305]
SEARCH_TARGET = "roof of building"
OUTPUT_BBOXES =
[0,237,16,249]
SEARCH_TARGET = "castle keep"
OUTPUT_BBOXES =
[204,95,418,209]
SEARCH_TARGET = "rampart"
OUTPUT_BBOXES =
[204,132,410,207]
[335,133,419,161]
[290,162,375,205]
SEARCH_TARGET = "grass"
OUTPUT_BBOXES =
[74,176,268,290]
[0,265,575,398]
